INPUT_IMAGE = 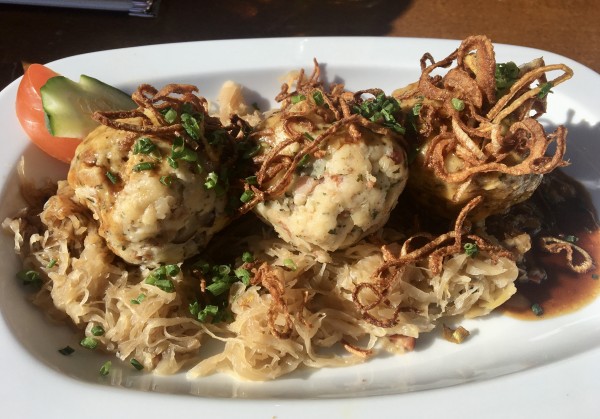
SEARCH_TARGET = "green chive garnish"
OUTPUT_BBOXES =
[163,108,177,124]
[160,175,174,186]
[106,171,119,184]
[130,358,144,371]
[58,346,75,356]
[17,270,41,286]
[451,98,465,111]
[312,91,324,106]
[99,361,112,376]
[204,172,219,190]
[181,113,201,140]
[283,258,297,271]
[234,268,251,285]
[537,82,553,99]
[80,337,98,350]
[133,137,157,155]
[463,243,479,257]
[132,162,155,172]
[131,294,146,304]
[291,94,306,104]
[240,190,254,203]
[91,325,105,336]
[531,303,544,316]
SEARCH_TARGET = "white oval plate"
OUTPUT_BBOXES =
[0,37,599,419]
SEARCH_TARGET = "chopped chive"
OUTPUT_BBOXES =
[181,113,201,140]
[133,137,157,155]
[58,346,75,356]
[130,358,144,371]
[132,162,155,172]
[495,61,520,96]
[160,175,174,186]
[531,303,544,316]
[283,258,297,271]
[131,293,146,304]
[312,91,325,106]
[17,270,41,286]
[105,171,119,184]
[245,175,258,185]
[242,143,261,159]
[165,264,180,276]
[167,156,178,169]
[217,265,231,275]
[163,108,177,124]
[91,325,105,336]
[297,154,310,168]
[412,102,423,116]
[47,258,57,268]
[241,251,254,263]
[303,132,315,141]
[205,281,230,296]
[99,361,112,376]
[80,337,98,350]
[145,277,175,293]
[564,235,578,243]
[451,98,465,111]
[537,82,553,99]
[463,243,479,257]
[234,268,251,285]
[240,190,255,203]
[196,304,219,323]
[204,172,219,190]
[291,94,306,104]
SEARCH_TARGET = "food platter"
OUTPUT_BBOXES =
[0,37,599,418]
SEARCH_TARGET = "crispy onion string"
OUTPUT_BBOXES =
[539,237,595,273]
[93,83,238,166]
[403,35,572,187]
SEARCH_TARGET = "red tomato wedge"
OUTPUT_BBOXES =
[16,64,81,163]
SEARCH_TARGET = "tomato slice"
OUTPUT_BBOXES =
[16,64,82,163]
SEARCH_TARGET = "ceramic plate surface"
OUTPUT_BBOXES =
[0,37,599,419]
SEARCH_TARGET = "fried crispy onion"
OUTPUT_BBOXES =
[399,35,572,186]
[352,196,514,328]
[539,236,595,273]
[93,83,238,165]
[251,262,294,339]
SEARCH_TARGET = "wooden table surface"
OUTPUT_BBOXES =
[1,0,598,89]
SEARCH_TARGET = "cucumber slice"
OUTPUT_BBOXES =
[41,74,136,138]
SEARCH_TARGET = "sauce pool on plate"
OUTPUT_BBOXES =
[502,171,600,319]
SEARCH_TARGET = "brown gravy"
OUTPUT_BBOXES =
[502,171,600,320]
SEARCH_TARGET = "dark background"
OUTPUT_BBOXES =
[1,0,599,89]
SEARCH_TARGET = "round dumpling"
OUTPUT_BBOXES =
[68,119,229,265]
[252,90,408,252]
[392,36,570,221]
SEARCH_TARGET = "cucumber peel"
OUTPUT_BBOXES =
[41,75,136,138]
